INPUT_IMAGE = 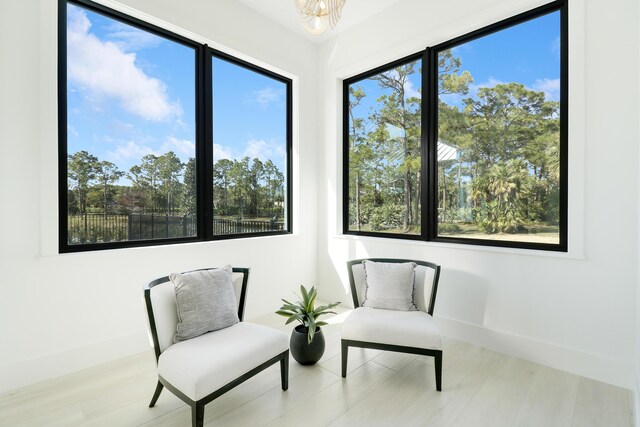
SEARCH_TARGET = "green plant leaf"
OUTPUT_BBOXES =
[306,287,318,312]
[275,310,293,317]
[307,314,316,344]
[279,304,301,312]
[285,314,302,325]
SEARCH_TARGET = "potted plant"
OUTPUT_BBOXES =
[276,285,340,365]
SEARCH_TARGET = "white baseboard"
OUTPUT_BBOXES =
[0,331,150,394]
[436,315,633,390]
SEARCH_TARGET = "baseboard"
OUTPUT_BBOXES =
[435,315,633,390]
[0,331,149,394]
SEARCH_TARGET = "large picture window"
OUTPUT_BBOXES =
[344,1,567,251]
[59,0,292,252]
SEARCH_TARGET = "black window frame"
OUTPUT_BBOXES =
[58,0,293,253]
[343,0,567,252]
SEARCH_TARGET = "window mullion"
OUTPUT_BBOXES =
[200,46,214,241]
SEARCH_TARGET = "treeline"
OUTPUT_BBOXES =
[348,50,560,234]
[67,151,285,219]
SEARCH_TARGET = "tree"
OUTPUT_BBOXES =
[370,62,422,231]
[228,157,251,217]
[347,85,369,230]
[129,154,159,213]
[249,158,264,216]
[442,82,560,232]
[67,151,98,242]
[156,151,184,215]
[213,158,234,216]
[262,160,284,217]
[95,161,124,218]
[183,158,197,217]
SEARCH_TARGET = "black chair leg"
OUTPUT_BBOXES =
[434,351,442,391]
[149,380,164,407]
[341,340,348,378]
[280,351,289,391]
[192,402,204,427]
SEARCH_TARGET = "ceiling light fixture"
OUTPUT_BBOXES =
[294,0,346,35]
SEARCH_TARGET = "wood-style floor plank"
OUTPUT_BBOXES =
[571,377,634,427]
[512,365,580,427]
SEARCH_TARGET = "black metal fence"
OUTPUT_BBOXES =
[213,218,284,235]
[68,213,129,244]
[128,214,197,240]
[68,213,283,244]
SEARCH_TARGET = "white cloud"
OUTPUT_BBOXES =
[67,6,181,122]
[252,87,282,109]
[213,144,234,163]
[471,77,508,92]
[244,139,268,159]
[162,137,195,159]
[403,79,420,100]
[244,139,285,161]
[104,21,162,51]
[107,140,158,162]
[531,78,560,102]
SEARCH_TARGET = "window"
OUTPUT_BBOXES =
[211,54,290,237]
[344,1,566,251]
[59,0,292,252]
[344,54,423,237]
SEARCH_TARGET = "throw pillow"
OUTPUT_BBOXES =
[170,265,239,342]
[362,260,417,311]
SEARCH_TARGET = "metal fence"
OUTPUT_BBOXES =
[128,213,197,240]
[68,213,283,244]
[67,213,129,244]
[213,218,284,235]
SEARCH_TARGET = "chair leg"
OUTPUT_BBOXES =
[191,402,205,427]
[341,340,348,378]
[148,380,164,407]
[280,351,289,391]
[434,351,442,392]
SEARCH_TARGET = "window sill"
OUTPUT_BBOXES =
[333,233,585,260]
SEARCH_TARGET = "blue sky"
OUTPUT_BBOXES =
[350,10,560,130]
[67,3,287,184]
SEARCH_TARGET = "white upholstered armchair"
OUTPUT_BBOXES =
[341,258,443,391]
[144,267,289,427]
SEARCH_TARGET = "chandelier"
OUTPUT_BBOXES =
[293,0,346,35]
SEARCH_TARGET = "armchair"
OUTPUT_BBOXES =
[341,258,442,391]
[144,267,289,427]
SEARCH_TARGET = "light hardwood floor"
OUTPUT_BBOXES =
[0,311,634,427]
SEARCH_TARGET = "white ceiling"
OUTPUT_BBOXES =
[235,0,405,43]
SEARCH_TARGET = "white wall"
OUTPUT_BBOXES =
[0,0,318,393]
[316,0,639,389]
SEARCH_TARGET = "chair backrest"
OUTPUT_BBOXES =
[143,267,250,362]
[346,258,440,315]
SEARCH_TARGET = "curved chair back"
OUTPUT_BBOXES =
[346,258,440,315]
[144,267,250,362]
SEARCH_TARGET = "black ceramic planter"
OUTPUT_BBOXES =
[290,325,325,365]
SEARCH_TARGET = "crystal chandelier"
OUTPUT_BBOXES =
[293,0,346,35]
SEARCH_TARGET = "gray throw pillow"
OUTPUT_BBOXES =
[362,260,417,311]
[170,265,239,342]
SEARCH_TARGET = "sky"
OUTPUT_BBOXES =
[350,10,561,132]
[66,3,288,185]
